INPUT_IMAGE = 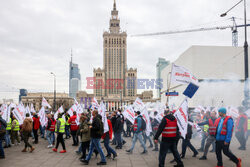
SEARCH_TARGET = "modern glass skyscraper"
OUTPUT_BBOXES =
[156,58,169,98]
[69,51,81,98]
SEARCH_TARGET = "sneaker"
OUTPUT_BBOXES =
[47,145,53,148]
[97,161,107,165]
[152,148,158,151]
[193,152,198,157]
[75,151,81,154]
[81,160,89,165]
[237,158,242,167]
[199,156,207,160]
[197,148,204,152]
[238,147,246,150]
[126,150,132,154]
[17,142,21,145]
[170,159,175,164]
[113,153,117,160]
[52,148,57,152]
[106,154,111,158]
[141,150,148,154]
[148,145,153,148]
[60,150,67,153]
[22,148,27,152]
[122,140,126,145]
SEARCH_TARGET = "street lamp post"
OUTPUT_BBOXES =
[51,72,56,112]
[221,0,249,109]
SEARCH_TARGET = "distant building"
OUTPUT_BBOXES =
[21,92,74,111]
[69,51,81,98]
[19,89,27,102]
[156,58,170,98]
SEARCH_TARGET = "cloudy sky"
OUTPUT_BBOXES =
[0,0,249,102]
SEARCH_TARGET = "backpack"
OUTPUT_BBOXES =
[0,120,6,138]
[139,116,146,131]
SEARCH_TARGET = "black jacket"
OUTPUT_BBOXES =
[114,115,124,133]
[186,119,193,140]
[154,114,180,142]
[0,116,7,140]
[90,114,102,138]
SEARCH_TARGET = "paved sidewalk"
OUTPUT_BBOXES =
[0,135,249,167]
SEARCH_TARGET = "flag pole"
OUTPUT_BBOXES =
[166,64,174,106]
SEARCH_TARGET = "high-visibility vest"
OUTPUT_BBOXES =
[6,118,12,130]
[13,119,20,131]
[248,119,250,130]
[55,118,65,133]
[204,124,209,132]
[65,115,70,126]
[208,119,217,136]
[48,118,56,132]
[162,118,177,138]
[215,116,233,135]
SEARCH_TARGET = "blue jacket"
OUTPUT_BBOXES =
[216,117,234,143]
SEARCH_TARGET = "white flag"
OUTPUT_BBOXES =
[75,104,84,125]
[42,97,51,108]
[30,103,36,113]
[171,64,198,85]
[25,106,31,118]
[12,107,23,125]
[174,99,189,139]
[16,104,25,121]
[228,106,239,118]
[133,97,145,111]
[122,105,135,124]
[38,107,47,127]
[194,105,205,113]
[54,106,64,120]
[141,108,152,136]
[98,102,109,133]
[1,104,8,122]
[91,97,99,109]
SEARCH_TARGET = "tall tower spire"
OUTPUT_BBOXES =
[113,0,116,11]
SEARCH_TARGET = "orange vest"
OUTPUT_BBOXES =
[162,118,177,138]
[208,119,217,136]
[215,116,233,135]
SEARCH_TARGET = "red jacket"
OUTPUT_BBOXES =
[102,119,113,139]
[32,116,40,130]
[68,115,79,131]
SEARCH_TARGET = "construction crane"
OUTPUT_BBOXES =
[131,17,250,47]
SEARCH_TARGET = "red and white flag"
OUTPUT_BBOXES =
[123,105,135,124]
[98,102,109,133]
[42,97,51,108]
[171,64,198,85]
[174,99,189,139]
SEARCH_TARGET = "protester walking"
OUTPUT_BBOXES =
[4,116,12,148]
[46,114,56,148]
[53,113,66,153]
[126,111,147,154]
[215,107,241,167]
[68,111,79,146]
[79,115,91,161]
[82,110,106,165]
[11,115,20,145]
[32,113,40,144]
[154,110,184,167]
[21,113,35,153]
[235,107,248,150]
[199,111,218,160]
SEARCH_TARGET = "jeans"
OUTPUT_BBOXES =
[203,135,216,157]
[129,132,147,151]
[0,139,4,157]
[71,130,79,145]
[86,138,106,162]
[112,132,117,145]
[40,126,45,138]
[46,130,54,145]
[236,131,246,149]
[200,132,208,150]
[4,130,11,146]
[115,132,122,148]
[33,129,38,143]
[159,141,183,167]
[78,142,82,153]
[215,141,239,166]
[55,133,66,150]
[143,132,153,146]
[65,125,70,138]
[181,139,198,157]
[104,134,117,155]
[81,141,90,159]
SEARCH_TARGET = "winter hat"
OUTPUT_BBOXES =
[136,111,141,115]
[218,107,227,114]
